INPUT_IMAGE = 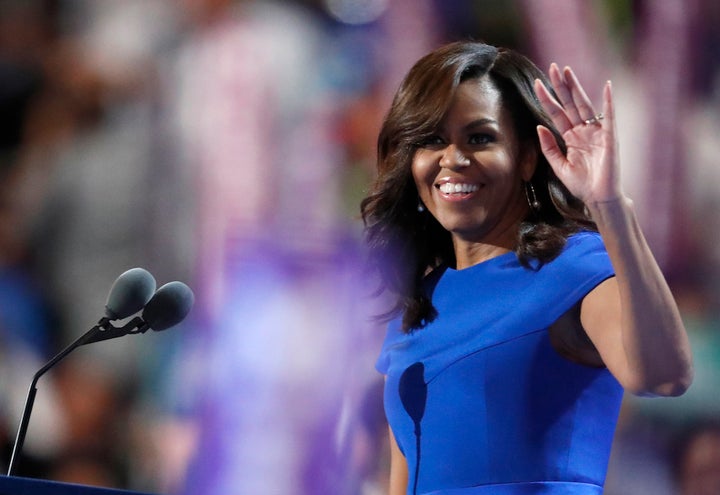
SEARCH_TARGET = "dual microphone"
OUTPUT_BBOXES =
[93,267,195,343]
[6,268,194,476]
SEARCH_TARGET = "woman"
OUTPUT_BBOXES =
[360,41,693,495]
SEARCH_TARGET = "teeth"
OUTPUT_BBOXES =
[439,183,479,194]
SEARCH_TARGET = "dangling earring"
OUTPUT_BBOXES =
[417,200,425,213]
[524,181,541,212]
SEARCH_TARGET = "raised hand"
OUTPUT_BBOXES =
[533,64,622,205]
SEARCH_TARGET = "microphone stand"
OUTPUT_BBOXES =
[6,317,147,476]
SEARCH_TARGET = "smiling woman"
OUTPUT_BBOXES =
[411,77,532,268]
[362,42,593,332]
[360,41,692,495]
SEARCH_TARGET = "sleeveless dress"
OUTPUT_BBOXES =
[376,232,624,495]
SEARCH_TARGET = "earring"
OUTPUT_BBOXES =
[417,201,425,213]
[524,181,541,212]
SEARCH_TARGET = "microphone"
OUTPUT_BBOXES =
[85,280,195,344]
[6,269,193,476]
[104,267,157,320]
[142,281,195,331]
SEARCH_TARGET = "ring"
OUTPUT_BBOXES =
[583,113,604,125]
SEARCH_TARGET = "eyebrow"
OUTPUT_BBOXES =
[436,117,500,135]
[464,118,499,130]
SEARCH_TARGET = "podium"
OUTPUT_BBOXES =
[0,475,157,495]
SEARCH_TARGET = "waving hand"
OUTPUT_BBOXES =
[534,64,621,205]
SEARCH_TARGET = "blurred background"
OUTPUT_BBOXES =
[0,0,718,494]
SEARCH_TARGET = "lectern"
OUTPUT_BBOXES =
[0,475,156,495]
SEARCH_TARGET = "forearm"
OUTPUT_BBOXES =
[588,196,693,396]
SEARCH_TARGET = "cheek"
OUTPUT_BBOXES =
[483,151,523,181]
[411,154,436,191]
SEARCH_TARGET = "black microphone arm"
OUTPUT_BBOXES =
[5,270,193,476]
[6,317,133,476]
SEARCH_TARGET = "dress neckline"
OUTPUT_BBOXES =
[444,249,518,274]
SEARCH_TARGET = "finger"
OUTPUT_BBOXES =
[602,80,615,137]
[534,78,573,134]
[564,66,598,122]
[536,125,567,171]
[601,79,618,166]
[548,63,583,126]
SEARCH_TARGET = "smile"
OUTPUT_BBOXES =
[437,182,480,195]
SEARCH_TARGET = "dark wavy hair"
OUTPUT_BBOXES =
[360,41,595,332]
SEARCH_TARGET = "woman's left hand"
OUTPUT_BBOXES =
[533,64,621,205]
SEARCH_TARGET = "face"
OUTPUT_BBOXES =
[411,77,535,247]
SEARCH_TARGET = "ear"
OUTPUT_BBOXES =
[519,142,538,182]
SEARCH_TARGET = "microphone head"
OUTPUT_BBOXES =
[142,281,194,331]
[105,268,157,320]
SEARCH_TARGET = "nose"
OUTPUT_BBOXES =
[439,144,470,169]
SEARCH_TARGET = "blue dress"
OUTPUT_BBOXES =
[376,232,624,495]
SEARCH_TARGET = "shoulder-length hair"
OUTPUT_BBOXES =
[360,41,595,332]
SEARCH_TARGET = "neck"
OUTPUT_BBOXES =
[451,219,521,270]
[453,240,513,270]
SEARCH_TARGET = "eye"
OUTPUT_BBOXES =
[417,135,445,148]
[468,133,494,145]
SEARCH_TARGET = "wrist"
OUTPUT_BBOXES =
[586,195,638,234]
[587,195,633,214]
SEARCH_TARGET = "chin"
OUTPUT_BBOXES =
[438,216,489,236]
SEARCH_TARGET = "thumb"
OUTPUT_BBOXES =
[536,125,566,170]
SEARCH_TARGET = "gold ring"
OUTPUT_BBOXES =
[583,113,604,125]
